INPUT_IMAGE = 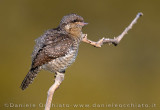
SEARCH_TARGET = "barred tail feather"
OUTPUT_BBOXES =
[20,67,40,90]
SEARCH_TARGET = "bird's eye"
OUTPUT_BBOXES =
[73,20,78,22]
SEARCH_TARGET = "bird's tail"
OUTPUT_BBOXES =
[20,67,40,90]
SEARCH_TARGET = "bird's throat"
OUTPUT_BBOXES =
[69,28,82,39]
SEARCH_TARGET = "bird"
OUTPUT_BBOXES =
[20,13,88,90]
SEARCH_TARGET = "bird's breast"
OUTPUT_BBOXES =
[42,42,79,73]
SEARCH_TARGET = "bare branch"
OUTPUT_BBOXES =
[45,72,65,110]
[44,13,143,110]
[82,12,143,47]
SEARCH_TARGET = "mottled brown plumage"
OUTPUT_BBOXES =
[32,34,73,68]
[20,14,87,90]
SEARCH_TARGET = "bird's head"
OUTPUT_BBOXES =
[60,14,88,37]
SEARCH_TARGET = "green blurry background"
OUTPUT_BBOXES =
[0,0,160,110]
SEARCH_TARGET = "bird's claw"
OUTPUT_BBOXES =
[82,34,88,40]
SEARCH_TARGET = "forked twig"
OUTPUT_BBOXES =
[82,12,143,47]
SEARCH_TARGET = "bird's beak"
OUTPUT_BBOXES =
[78,22,88,26]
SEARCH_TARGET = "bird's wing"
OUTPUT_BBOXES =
[31,34,73,68]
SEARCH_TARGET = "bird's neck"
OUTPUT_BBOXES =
[71,31,83,43]
[60,26,83,42]
[68,28,83,40]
